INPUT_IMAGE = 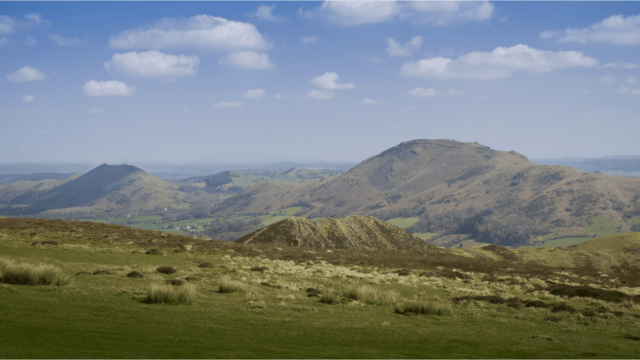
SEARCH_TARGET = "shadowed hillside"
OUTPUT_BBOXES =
[0,164,186,216]
[213,139,640,247]
[234,215,437,251]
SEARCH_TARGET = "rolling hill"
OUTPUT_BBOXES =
[0,164,187,216]
[213,139,640,247]
[234,215,437,251]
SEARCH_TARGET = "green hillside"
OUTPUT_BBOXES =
[1,218,639,358]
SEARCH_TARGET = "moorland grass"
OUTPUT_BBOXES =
[394,299,452,316]
[144,282,196,304]
[3,218,640,358]
[0,257,68,286]
[218,275,250,293]
[341,283,399,305]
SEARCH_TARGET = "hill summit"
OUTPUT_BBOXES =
[216,139,640,247]
[234,215,437,251]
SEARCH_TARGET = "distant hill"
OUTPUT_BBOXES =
[234,215,437,251]
[0,173,77,185]
[532,157,640,177]
[214,139,640,247]
[0,164,186,216]
[0,175,82,203]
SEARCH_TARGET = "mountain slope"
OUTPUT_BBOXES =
[1,164,186,215]
[234,215,437,251]
[215,139,640,246]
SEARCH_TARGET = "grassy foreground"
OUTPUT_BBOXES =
[1,218,640,358]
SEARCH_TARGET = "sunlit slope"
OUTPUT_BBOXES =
[519,232,640,274]
[234,215,438,251]
[213,139,640,242]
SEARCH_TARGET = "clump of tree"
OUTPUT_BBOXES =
[405,207,535,246]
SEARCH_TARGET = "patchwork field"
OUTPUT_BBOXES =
[1,218,639,358]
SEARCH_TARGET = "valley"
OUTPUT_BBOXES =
[1,139,640,358]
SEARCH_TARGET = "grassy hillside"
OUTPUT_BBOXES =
[1,218,639,358]
[211,140,640,248]
[0,164,189,217]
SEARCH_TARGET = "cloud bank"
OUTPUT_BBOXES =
[401,44,598,79]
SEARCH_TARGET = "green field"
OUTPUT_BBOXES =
[1,220,639,358]
[386,217,420,229]
[581,215,621,237]
[518,237,595,250]
[260,207,302,226]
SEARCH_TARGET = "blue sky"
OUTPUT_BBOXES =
[1,1,639,165]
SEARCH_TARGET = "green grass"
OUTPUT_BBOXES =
[581,215,621,237]
[145,282,197,304]
[260,207,302,226]
[133,215,162,223]
[413,233,436,240]
[386,217,419,230]
[518,237,595,249]
[2,219,640,358]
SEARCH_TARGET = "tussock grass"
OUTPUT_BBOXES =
[218,276,249,293]
[0,257,68,286]
[155,266,176,274]
[126,271,144,278]
[341,283,399,305]
[144,283,196,305]
[319,290,340,304]
[394,299,452,316]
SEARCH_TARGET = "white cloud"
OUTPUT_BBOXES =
[614,86,640,95]
[0,37,7,47]
[250,5,284,22]
[21,95,34,103]
[105,50,199,78]
[109,15,271,51]
[89,108,105,114]
[301,36,319,44]
[0,15,14,34]
[386,36,423,57]
[83,80,135,96]
[24,13,42,24]
[403,1,494,26]
[409,87,438,97]
[401,44,598,80]
[447,89,465,96]
[24,36,37,47]
[307,90,335,100]
[219,51,274,69]
[321,1,401,25]
[49,34,86,46]
[603,62,618,68]
[359,98,378,105]
[310,72,354,89]
[540,14,640,45]
[319,0,493,26]
[624,62,640,69]
[214,101,242,108]
[7,66,46,82]
[274,94,286,100]
[243,89,265,98]
[628,77,637,84]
